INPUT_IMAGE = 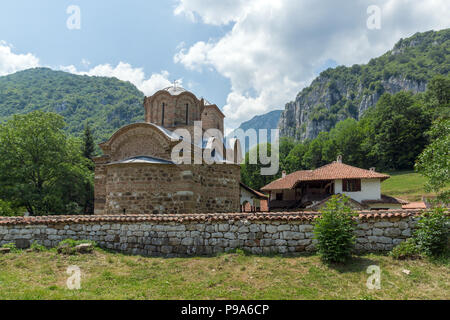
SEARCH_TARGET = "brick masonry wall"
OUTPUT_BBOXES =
[0,210,426,256]
[102,163,240,215]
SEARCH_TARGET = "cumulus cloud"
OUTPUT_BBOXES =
[59,62,180,96]
[0,43,179,97]
[0,41,40,76]
[174,0,450,129]
[0,41,177,96]
[174,0,250,25]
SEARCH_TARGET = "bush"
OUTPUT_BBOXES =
[390,238,422,260]
[1,243,21,253]
[314,195,357,263]
[57,239,96,255]
[30,241,46,252]
[0,200,21,216]
[414,207,449,257]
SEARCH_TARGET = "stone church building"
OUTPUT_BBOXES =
[93,85,242,215]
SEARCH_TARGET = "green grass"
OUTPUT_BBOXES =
[381,171,433,202]
[0,248,448,300]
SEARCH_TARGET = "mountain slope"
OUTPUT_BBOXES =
[228,109,282,151]
[279,28,450,141]
[0,68,145,143]
[238,109,282,132]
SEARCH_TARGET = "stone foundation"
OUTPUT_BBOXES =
[0,210,427,256]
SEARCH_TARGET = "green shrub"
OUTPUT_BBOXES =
[314,195,357,263]
[30,241,46,252]
[58,239,96,247]
[0,200,21,216]
[414,207,449,257]
[57,239,96,255]
[1,243,21,253]
[390,238,422,260]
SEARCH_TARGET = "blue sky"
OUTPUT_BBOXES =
[0,1,448,130]
[0,0,231,105]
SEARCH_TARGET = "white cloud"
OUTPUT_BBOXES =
[174,0,450,130]
[59,62,180,96]
[0,41,40,76]
[0,41,177,96]
[174,0,250,25]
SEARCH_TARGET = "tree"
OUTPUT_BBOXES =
[415,118,450,204]
[241,143,278,190]
[82,123,95,160]
[366,92,431,170]
[313,195,357,263]
[278,137,295,172]
[423,75,450,119]
[0,111,94,215]
[414,207,449,256]
[327,118,366,168]
[302,132,330,169]
[284,142,309,173]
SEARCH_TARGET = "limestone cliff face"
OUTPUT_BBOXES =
[278,29,448,141]
[279,70,428,142]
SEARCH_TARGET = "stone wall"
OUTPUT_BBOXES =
[0,210,425,256]
[101,163,240,215]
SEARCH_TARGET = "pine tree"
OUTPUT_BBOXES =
[83,123,95,159]
[82,123,95,214]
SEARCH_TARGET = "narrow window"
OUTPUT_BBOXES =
[343,179,361,192]
[185,103,189,125]
[161,102,165,126]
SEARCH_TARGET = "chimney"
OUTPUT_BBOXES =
[369,167,376,172]
[336,155,342,163]
[282,170,286,178]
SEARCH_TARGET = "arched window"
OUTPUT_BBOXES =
[185,103,189,125]
[161,102,165,126]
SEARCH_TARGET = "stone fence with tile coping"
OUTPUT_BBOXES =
[0,210,430,256]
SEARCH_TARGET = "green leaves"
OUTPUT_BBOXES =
[0,111,93,215]
[313,195,357,263]
[0,68,144,149]
[414,207,449,257]
[415,119,449,202]
[365,91,432,170]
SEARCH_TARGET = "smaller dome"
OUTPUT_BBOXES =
[163,85,187,96]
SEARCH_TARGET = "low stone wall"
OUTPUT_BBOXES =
[0,210,425,256]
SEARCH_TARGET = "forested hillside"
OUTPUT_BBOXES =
[0,68,144,145]
[279,29,450,141]
[242,75,450,190]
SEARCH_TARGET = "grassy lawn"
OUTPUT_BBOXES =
[381,171,433,202]
[0,248,448,300]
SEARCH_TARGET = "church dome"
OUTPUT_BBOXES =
[163,85,188,96]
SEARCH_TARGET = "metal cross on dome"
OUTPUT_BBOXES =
[173,79,180,89]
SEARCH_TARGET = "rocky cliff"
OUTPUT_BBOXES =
[279,29,449,141]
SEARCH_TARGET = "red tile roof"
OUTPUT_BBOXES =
[362,194,409,205]
[240,182,269,199]
[402,201,427,209]
[261,162,390,191]
[0,209,437,225]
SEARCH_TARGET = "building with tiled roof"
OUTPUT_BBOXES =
[240,182,269,212]
[93,85,243,215]
[261,156,408,211]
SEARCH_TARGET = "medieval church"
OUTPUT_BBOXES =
[93,85,244,215]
